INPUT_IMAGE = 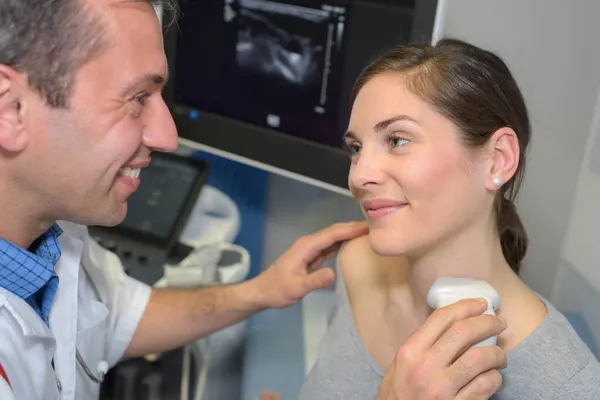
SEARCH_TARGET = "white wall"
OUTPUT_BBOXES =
[553,260,600,352]
[561,83,600,293]
[439,0,600,299]
[552,83,600,348]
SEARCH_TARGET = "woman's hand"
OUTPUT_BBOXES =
[377,298,507,400]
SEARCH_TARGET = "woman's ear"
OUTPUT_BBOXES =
[0,66,29,153]
[485,127,520,191]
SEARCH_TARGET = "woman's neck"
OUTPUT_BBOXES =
[401,220,547,352]
[406,220,511,305]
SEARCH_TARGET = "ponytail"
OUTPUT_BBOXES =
[497,197,528,274]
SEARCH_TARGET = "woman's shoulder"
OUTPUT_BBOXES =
[556,359,600,398]
[337,235,377,282]
[337,234,372,269]
[337,235,407,292]
[498,298,600,398]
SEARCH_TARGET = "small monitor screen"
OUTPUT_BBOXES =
[174,0,351,147]
[119,155,203,241]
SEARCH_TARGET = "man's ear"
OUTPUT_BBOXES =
[0,65,29,153]
[485,127,520,191]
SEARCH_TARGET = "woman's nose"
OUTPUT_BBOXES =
[349,148,388,188]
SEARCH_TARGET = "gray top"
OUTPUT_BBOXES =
[298,263,600,399]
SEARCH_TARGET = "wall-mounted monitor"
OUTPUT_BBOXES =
[162,0,439,193]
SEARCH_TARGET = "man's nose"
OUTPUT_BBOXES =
[143,98,178,152]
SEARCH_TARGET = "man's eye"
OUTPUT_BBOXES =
[134,92,150,105]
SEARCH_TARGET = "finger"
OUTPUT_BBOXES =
[307,249,340,271]
[260,390,281,400]
[318,243,343,262]
[431,313,507,366]
[303,267,336,291]
[297,221,368,264]
[307,243,339,267]
[405,298,489,355]
[455,369,503,400]
[308,256,325,271]
[375,361,396,400]
[321,244,342,261]
[308,254,328,270]
[448,346,506,394]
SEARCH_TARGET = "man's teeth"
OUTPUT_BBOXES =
[119,167,141,178]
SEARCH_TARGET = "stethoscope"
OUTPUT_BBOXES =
[55,348,109,393]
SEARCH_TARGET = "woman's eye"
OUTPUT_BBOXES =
[390,137,409,147]
[343,140,362,155]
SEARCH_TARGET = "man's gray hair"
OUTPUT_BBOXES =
[0,0,177,108]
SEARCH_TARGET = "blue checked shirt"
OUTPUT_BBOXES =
[0,223,62,325]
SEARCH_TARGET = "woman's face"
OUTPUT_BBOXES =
[346,73,495,257]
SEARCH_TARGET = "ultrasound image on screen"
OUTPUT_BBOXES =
[235,1,325,87]
[174,0,350,147]
[119,157,199,240]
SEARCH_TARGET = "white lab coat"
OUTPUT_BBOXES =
[0,221,152,399]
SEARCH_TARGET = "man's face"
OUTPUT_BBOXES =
[19,1,178,227]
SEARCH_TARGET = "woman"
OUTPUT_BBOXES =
[297,39,600,399]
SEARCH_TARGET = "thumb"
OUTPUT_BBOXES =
[376,360,396,400]
[304,267,336,292]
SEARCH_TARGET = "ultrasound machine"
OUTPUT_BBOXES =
[89,152,210,287]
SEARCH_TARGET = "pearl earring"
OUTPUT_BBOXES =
[493,177,502,187]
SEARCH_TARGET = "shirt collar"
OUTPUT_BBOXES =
[0,223,63,299]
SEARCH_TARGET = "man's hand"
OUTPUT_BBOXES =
[376,299,507,400]
[126,221,367,358]
[259,389,281,400]
[249,221,368,309]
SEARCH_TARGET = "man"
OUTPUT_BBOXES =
[0,0,367,398]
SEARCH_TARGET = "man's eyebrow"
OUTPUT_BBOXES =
[120,71,169,97]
